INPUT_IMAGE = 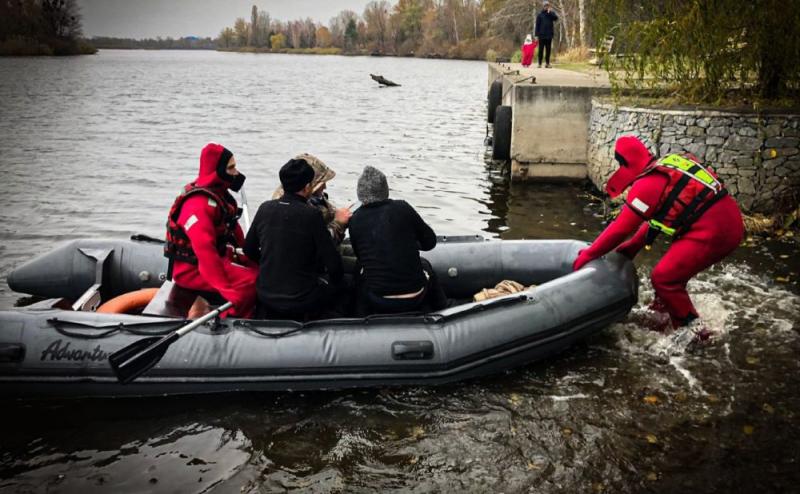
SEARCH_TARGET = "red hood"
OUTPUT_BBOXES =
[195,143,232,189]
[606,135,654,198]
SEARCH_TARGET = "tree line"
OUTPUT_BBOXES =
[0,0,96,55]
[216,1,595,60]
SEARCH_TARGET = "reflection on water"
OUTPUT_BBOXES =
[1,51,799,493]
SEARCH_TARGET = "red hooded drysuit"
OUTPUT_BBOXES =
[573,136,744,328]
[166,143,257,318]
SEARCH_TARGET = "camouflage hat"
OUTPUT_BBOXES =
[295,153,336,193]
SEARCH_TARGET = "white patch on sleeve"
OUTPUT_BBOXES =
[207,198,217,208]
[184,214,198,231]
[631,197,650,214]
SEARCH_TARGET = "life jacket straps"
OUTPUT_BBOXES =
[644,155,726,249]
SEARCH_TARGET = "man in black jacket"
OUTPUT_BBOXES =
[244,158,344,321]
[349,165,447,315]
[535,0,558,68]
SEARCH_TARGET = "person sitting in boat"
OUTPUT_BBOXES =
[572,135,744,331]
[164,143,258,318]
[349,165,448,315]
[244,158,345,321]
[271,153,352,245]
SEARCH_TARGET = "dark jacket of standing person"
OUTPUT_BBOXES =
[349,166,447,314]
[244,158,343,319]
[535,4,558,40]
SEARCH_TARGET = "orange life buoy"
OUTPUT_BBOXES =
[96,288,160,314]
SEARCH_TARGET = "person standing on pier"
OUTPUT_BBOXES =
[535,0,558,68]
[572,135,744,331]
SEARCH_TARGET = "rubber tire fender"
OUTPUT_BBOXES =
[492,105,512,161]
[487,79,503,123]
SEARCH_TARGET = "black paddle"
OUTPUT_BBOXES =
[109,301,232,384]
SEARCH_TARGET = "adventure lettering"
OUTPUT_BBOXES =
[40,339,109,362]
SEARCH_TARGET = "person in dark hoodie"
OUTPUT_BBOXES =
[244,158,344,321]
[349,166,447,315]
[534,0,558,68]
[164,143,258,318]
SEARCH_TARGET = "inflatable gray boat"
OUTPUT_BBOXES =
[1,236,637,398]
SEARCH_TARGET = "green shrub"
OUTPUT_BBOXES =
[593,0,800,103]
[511,49,522,63]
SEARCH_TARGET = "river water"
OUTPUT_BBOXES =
[0,50,798,493]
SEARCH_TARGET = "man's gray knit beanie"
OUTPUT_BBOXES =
[357,165,389,204]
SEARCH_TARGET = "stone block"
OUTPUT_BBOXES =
[709,117,729,127]
[738,177,756,194]
[734,156,755,167]
[687,126,705,137]
[686,143,706,157]
[738,126,758,137]
[763,124,782,138]
[705,146,718,162]
[707,126,728,137]
[763,147,800,159]
[697,117,711,128]
[765,137,799,148]
[739,169,756,177]
[776,166,790,177]
[726,183,738,195]
[762,158,786,170]
[724,134,762,152]
[706,136,725,145]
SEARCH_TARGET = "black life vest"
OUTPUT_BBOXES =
[164,183,241,278]
[639,154,728,247]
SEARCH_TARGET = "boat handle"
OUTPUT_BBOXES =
[0,344,25,363]
[392,341,434,360]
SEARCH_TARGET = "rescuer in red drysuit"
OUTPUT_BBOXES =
[164,143,258,318]
[573,135,744,329]
[521,34,537,67]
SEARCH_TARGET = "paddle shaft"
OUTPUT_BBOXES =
[175,301,232,336]
[110,301,233,383]
[240,188,251,232]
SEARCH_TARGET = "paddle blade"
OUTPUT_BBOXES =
[109,333,178,384]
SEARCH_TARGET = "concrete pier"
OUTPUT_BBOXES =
[488,63,610,182]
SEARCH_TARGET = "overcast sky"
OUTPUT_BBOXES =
[77,0,371,39]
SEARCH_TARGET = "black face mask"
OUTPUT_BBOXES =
[228,172,246,192]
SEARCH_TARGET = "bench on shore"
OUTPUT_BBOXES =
[589,35,615,65]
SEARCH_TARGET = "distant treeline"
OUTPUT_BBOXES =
[90,36,217,50]
[215,1,596,61]
[0,0,96,56]
[217,1,541,60]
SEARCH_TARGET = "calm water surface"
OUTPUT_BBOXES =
[0,50,798,493]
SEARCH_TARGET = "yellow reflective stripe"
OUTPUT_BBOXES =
[659,154,721,191]
[695,169,715,185]
[649,219,676,235]
[660,154,694,171]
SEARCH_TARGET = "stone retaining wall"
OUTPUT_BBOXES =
[588,101,800,212]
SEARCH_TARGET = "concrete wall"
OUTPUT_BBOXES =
[589,101,800,213]
[487,63,609,181]
[509,84,593,180]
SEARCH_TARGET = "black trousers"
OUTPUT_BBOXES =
[538,38,552,65]
[256,277,347,321]
[355,258,448,316]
